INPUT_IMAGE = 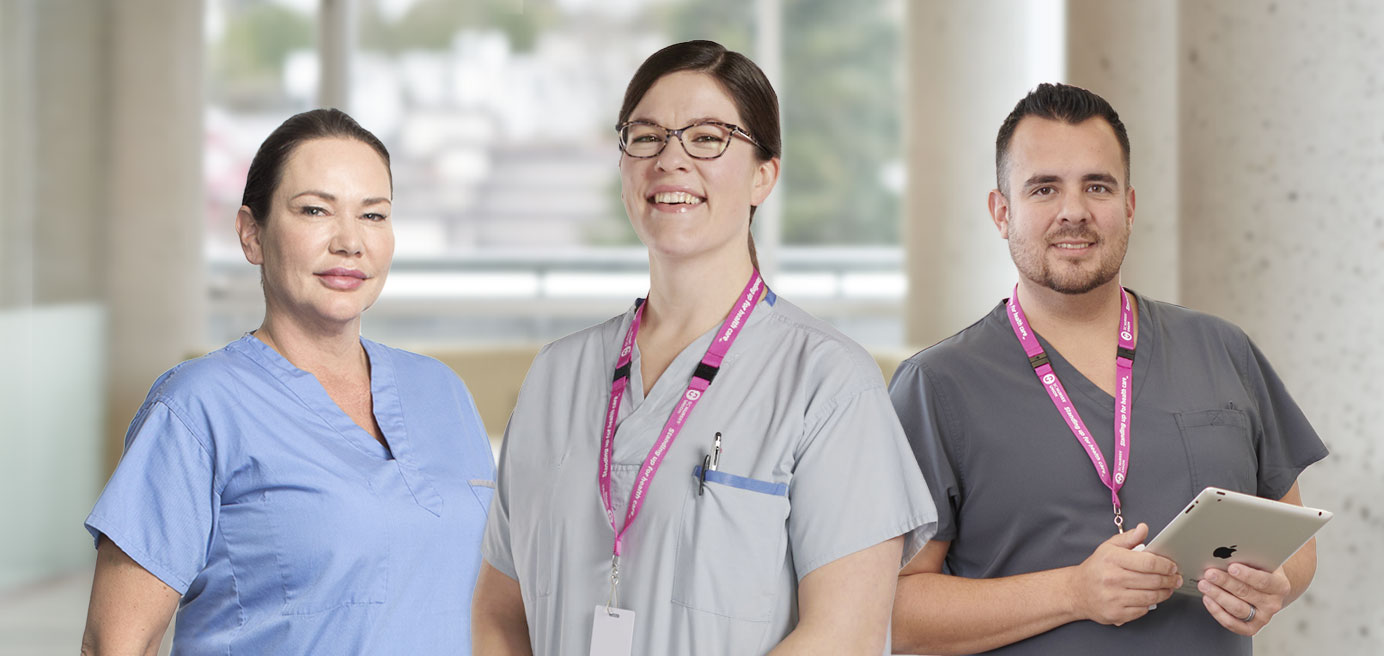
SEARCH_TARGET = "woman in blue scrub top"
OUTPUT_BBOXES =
[473,41,936,655]
[81,109,495,654]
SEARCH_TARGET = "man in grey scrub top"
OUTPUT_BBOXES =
[887,83,1327,655]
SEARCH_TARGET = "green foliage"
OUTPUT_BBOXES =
[209,1,314,108]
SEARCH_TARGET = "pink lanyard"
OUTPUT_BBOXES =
[1006,284,1136,533]
[598,271,764,606]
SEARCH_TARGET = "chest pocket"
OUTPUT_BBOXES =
[672,467,790,622]
[468,479,496,514]
[1176,407,1257,494]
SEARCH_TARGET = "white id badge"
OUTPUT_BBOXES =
[589,606,636,656]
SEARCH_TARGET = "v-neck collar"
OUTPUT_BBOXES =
[620,291,778,411]
[1026,289,1155,408]
[231,334,444,516]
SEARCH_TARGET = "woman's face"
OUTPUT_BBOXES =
[236,137,394,332]
[620,71,779,266]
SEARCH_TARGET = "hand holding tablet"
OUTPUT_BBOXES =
[1142,487,1331,597]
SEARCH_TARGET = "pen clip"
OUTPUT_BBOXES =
[711,431,722,471]
[698,454,710,496]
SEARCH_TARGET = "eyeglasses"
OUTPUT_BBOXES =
[616,120,762,160]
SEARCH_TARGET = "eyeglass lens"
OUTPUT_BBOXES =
[620,122,733,158]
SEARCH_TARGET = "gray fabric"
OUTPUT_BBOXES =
[484,294,937,655]
[888,293,1328,655]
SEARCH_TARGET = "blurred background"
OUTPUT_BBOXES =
[0,0,1379,653]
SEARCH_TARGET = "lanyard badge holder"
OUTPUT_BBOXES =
[1007,284,1136,533]
[591,272,764,655]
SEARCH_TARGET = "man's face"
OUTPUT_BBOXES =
[990,116,1135,295]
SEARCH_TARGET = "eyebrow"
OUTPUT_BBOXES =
[1022,172,1120,188]
[1083,173,1119,187]
[289,190,392,205]
[627,115,727,127]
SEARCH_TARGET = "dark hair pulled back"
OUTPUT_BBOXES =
[240,108,391,223]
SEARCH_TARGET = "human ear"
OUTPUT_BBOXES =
[235,206,264,266]
[750,157,781,207]
[988,189,1011,239]
[1125,186,1137,227]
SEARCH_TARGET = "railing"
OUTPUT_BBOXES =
[207,247,905,346]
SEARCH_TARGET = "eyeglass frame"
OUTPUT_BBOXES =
[615,119,764,160]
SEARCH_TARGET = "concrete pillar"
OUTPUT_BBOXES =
[903,0,1065,348]
[0,0,109,590]
[105,0,205,472]
[1065,0,1180,302]
[0,0,37,310]
[34,0,109,305]
[320,0,354,110]
[1178,1,1384,652]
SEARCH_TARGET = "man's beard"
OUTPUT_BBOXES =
[1009,225,1129,295]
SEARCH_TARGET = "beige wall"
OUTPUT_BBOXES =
[103,0,206,474]
[0,0,204,588]
[1177,2,1384,651]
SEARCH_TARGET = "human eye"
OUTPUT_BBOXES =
[1086,183,1112,194]
[299,205,329,217]
[362,212,388,222]
[688,124,728,143]
[625,124,663,143]
[1030,186,1055,197]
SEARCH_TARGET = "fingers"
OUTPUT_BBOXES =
[1227,563,1290,596]
[1198,565,1289,636]
[1201,566,1286,614]
[1105,521,1149,549]
[1124,570,1182,593]
[1200,586,1260,636]
[1072,524,1183,626]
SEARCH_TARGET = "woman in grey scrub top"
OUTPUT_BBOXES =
[473,40,936,655]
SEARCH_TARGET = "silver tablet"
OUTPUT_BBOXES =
[1143,486,1331,596]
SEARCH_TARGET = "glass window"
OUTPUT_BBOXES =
[205,0,906,347]
[205,0,319,339]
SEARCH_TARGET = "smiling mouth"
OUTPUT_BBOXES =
[1052,242,1094,250]
[650,191,705,206]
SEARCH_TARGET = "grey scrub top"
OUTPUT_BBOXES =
[483,293,937,655]
[888,295,1328,655]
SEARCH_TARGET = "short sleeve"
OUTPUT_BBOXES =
[481,414,520,581]
[888,360,964,543]
[1239,337,1329,499]
[785,384,937,579]
[84,400,218,594]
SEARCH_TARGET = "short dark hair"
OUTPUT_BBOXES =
[241,108,391,223]
[994,83,1130,196]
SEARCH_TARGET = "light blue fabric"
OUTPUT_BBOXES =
[693,465,789,496]
[85,335,494,655]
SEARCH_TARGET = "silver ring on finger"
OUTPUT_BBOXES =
[1241,605,1257,623]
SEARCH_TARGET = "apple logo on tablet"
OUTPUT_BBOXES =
[1213,545,1238,559]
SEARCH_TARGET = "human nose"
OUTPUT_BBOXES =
[329,215,363,256]
[1057,189,1092,224]
[654,132,692,171]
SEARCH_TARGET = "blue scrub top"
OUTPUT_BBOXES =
[86,335,495,654]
